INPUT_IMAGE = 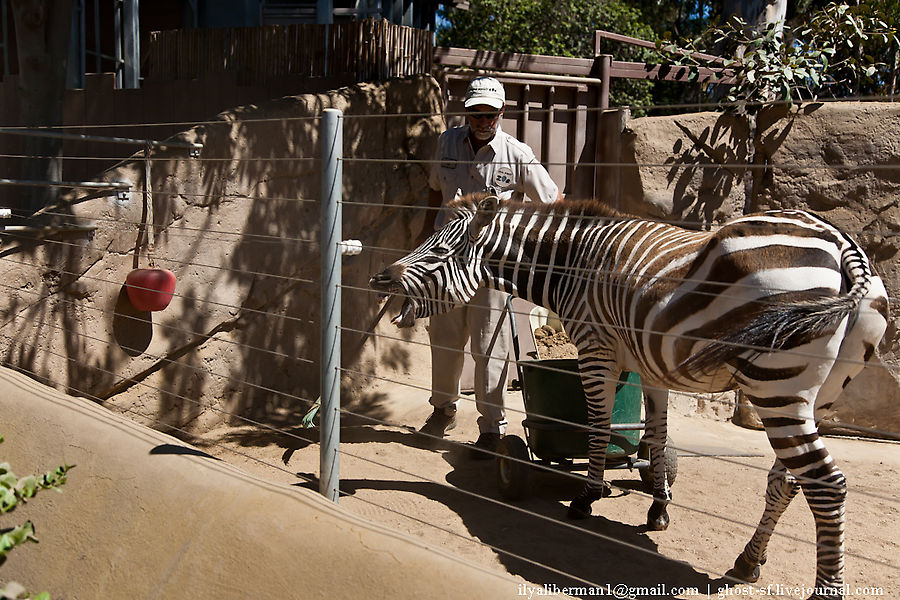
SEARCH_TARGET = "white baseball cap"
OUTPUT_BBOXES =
[464,77,506,110]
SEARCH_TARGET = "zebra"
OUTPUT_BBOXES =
[368,192,889,599]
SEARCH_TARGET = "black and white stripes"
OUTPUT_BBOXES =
[369,193,888,600]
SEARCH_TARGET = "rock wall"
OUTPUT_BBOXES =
[619,101,900,436]
[0,75,442,435]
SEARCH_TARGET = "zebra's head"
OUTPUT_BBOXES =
[369,193,499,328]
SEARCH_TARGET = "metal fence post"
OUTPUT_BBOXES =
[122,0,140,88]
[598,54,611,110]
[320,108,342,503]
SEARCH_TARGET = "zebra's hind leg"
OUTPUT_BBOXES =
[749,394,847,600]
[567,355,617,520]
[788,443,847,600]
[642,385,671,530]
[727,458,800,583]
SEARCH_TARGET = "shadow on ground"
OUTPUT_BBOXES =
[288,427,721,600]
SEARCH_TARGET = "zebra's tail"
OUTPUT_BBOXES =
[678,242,874,375]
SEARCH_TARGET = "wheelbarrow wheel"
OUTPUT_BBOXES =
[496,435,531,501]
[638,435,678,493]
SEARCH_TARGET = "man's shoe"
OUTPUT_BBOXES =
[469,432,502,460]
[419,408,457,438]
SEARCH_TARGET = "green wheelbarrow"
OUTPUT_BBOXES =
[497,298,677,501]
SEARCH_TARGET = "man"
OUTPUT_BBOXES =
[420,76,562,458]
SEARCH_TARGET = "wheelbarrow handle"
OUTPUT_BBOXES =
[505,295,526,386]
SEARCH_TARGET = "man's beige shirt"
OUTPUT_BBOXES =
[429,124,560,228]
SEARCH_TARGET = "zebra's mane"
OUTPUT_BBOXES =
[447,192,630,221]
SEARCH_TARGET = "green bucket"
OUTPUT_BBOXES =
[518,359,642,461]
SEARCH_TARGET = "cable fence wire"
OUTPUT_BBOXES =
[0,92,892,134]
[0,100,898,597]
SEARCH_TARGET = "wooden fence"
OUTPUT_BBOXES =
[145,19,433,85]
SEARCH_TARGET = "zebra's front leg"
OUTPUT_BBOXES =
[567,354,617,520]
[642,385,671,530]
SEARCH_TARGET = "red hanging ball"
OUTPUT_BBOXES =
[125,268,177,312]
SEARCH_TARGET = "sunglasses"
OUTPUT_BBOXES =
[466,109,501,121]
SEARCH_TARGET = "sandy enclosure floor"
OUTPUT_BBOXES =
[192,373,900,600]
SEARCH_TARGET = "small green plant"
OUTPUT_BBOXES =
[0,433,73,600]
[656,2,898,112]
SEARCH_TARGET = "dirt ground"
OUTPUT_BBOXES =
[187,362,900,600]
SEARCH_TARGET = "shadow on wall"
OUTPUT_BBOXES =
[665,116,748,225]
[0,75,445,437]
[620,111,751,229]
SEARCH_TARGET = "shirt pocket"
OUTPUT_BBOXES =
[438,158,459,186]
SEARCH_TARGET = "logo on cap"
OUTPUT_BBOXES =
[464,77,506,110]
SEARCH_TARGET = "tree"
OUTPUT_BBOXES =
[9,0,74,216]
[723,0,787,30]
[633,0,721,40]
[718,0,788,100]
[436,0,658,112]
[656,1,899,110]
[815,0,900,98]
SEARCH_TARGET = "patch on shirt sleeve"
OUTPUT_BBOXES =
[493,167,514,187]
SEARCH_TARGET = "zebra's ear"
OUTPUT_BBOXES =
[470,195,499,237]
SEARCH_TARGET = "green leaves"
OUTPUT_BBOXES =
[36,465,73,491]
[1,431,74,600]
[654,1,898,112]
[0,462,74,516]
[0,581,52,600]
[0,521,37,557]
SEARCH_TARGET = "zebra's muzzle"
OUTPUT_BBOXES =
[368,267,418,328]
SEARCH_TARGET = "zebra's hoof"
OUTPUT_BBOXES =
[567,484,609,519]
[725,552,761,584]
[567,499,593,519]
[646,503,669,531]
[805,588,843,600]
